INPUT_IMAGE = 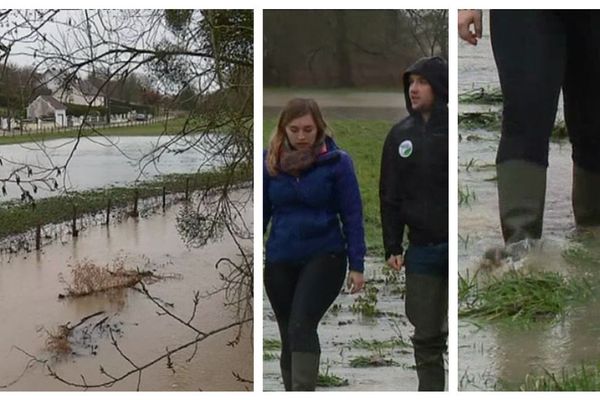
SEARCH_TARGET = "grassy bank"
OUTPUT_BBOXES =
[263,118,391,256]
[0,167,251,240]
[0,118,188,146]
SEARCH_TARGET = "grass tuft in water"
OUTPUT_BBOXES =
[459,111,502,130]
[519,364,600,391]
[459,270,591,323]
[317,365,349,387]
[263,352,278,361]
[350,337,409,351]
[263,338,281,351]
[350,285,381,317]
[459,87,503,104]
[458,185,477,207]
[349,355,398,368]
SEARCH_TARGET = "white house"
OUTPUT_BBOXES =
[27,95,68,127]
[41,68,105,107]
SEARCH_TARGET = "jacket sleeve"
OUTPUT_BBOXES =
[263,160,272,235]
[379,130,406,259]
[334,152,366,273]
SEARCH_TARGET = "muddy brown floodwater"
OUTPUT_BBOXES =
[459,12,600,390]
[0,192,252,391]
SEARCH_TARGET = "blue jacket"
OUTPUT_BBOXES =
[264,137,366,272]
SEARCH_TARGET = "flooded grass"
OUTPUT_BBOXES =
[263,353,278,361]
[264,118,389,256]
[349,285,381,317]
[350,337,409,351]
[518,364,600,391]
[0,168,251,242]
[459,87,503,105]
[263,338,282,351]
[459,270,591,323]
[317,365,349,388]
[459,185,477,207]
[459,111,501,131]
[349,355,398,368]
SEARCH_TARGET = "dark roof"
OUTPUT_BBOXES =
[39,95,67,110]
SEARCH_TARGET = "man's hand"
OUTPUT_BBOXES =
[458,10,483,45]
[347,270,365,294]
[386,254,404,271]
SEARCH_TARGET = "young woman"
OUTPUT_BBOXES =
[263,98,366,391]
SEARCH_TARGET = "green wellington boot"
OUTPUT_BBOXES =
[291,352,320,391]
[497,160,547,244]
[281,367,292,391]
[573,165,600,227]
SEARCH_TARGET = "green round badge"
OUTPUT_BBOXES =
[398,140,413,158]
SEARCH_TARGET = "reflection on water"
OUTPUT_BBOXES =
[0,196,253,391]
[0,134,224,201]
[459,11,600,391]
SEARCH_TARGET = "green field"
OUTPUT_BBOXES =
[0,118,189,146]
[0,168,251,240]
[263,118,391,256]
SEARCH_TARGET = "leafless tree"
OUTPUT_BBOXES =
[0,9,253,390]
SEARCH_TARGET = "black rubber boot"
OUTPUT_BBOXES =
[573,164,600,227]
[497,160,547,244]
[291,352,320,391]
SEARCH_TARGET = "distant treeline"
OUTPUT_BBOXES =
[264,10,448,88]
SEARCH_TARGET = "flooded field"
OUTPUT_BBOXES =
[458,13,600,390]
[0,134,224,201]
[0,194,253,391]
[263,90,407,121]
[263,260,446,391]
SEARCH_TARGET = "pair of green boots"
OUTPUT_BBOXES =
[497,160,600,248]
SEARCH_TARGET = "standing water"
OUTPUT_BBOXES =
[0,193,253,391]
[459,11,600,391]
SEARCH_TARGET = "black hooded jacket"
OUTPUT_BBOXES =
[379,57,448,259]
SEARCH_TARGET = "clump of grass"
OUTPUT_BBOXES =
[263,352,278,361]
[350,337,409,351]
[551,120,568,142]
[459,87,503,104]
[350,285,381,317]
[562,243,600,269]
[349,355,398,368]
[459,111,502,130]
[519,364,600,391]
[459,270,591,323]
[263,338,281,351]
[317,365,349,387]
[459,185,477,207]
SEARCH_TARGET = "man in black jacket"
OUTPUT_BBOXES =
[379,56,448,391]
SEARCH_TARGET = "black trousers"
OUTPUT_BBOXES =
[491,10,600,172]
[264,253,347,375]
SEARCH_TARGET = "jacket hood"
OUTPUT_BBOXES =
[402,56,448,116]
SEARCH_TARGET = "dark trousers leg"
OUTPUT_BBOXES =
[491,10,566,167]
[563,12,600,226]
[405,244,448,391]
[490,10,567,242]
[264,253,347,391]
